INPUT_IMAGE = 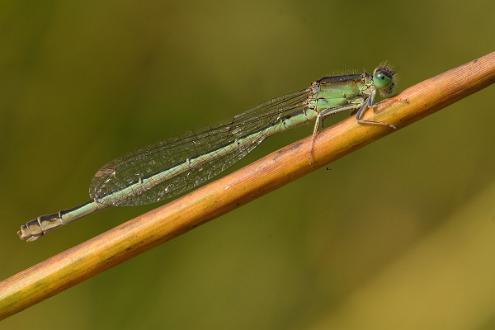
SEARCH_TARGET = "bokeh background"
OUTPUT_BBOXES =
[1,1,494,329]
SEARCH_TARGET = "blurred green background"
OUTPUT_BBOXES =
[1,0,494,329]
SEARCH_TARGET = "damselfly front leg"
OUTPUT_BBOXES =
[355,91,397,129]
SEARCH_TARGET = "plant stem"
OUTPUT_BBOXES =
[1,51,495,320]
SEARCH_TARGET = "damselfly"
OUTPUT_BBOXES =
[18,65,396,241]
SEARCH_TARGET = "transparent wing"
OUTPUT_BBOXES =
[89,89,312,206]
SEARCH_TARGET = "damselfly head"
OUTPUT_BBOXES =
[373,65,396,97]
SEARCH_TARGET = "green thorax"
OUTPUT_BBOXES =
[311,73,374,111]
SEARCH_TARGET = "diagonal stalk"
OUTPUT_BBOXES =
[1,51,494,320]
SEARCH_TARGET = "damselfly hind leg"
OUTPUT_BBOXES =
[309,104,361,164]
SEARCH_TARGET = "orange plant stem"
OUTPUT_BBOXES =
[1,51,495,320]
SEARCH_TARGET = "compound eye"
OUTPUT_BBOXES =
[373,65,396,96]
[373,70,392,90]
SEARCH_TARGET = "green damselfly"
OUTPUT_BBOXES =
[18,65,396,241]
